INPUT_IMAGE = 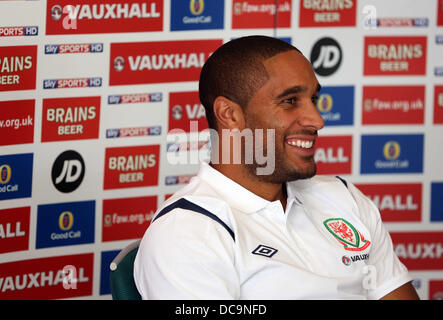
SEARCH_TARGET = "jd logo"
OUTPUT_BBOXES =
[310,37,342,76]
[51,150,85,193]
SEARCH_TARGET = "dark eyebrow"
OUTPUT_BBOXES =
[275,83,322,100]
[275,86,307,99]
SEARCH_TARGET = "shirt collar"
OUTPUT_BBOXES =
[197,162,271,214]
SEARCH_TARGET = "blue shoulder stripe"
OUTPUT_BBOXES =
[336,176,348,188]
[152,198,235,241]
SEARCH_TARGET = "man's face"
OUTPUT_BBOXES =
[243,50,324,183]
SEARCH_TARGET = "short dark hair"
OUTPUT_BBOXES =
[199,35,299,129]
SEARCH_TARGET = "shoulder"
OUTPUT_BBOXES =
[290,175,380,226]
[144,175,236,245]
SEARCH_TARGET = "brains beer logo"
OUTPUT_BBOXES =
[383,141,401,160]
[323,218,371,251]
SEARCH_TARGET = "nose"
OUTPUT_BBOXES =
[298,101,325,131]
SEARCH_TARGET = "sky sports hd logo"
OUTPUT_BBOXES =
[43,77,102,89]
[0,26,38,37]
[45,43,103,54]
[36,200,95,249]
[360,134,423,174]
[170,0,224,31]
[0,153,33,201]
[316,86,354,126]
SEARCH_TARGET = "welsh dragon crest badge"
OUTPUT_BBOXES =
[323,218,371,251]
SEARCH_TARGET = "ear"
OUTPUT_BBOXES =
[213,96,245,130]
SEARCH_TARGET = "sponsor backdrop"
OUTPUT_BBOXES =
[0,0,442,300]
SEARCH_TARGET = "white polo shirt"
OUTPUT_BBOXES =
[134,161,411,300]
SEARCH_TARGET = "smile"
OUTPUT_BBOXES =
[286,139,314,149]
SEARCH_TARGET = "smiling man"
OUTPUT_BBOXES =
[134,36,419,300]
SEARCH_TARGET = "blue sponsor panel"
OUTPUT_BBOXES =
[0,153,33,201]
[317,86,354,126]
[431,182,443,222]
[360,134,424,174]
[171,0,224,31]
[36,200,95,248]
[100,250,120,295]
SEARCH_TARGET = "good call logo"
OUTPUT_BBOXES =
[317,93,333,112]
[383,141,401,160]
[190,0,204,15]
[0,164,12,184]
[58,211,74,231]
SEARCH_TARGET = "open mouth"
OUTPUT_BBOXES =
[285,137,316,155]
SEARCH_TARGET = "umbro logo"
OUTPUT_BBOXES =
[252,245,278,258]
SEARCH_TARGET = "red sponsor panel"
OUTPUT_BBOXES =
[109,39,222,86]
[0,45,37,91]
[362,86,425,124]
[434,85,443,124]
[355,183,421,222]
[299,0,356,27]
[438,0,443,26]
[429,280,443,300]
[102,195,157,241]
[169,91,208,133]
[314,135,352,175]
[42,96,100,142]
[0,253,93,299]
[391,232,443,271]
[0,207,30,254]
[46,0,163,35]
[0,100,34,146]
[232,0,291,29]
[104,145,160,190]
[364,36,427,75]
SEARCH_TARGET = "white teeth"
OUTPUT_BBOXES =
[287,140,313,149]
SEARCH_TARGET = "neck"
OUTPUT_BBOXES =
[210,162,287,211]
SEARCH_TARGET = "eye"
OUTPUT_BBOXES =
[311,95,319,105]
[282,97,297,105]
